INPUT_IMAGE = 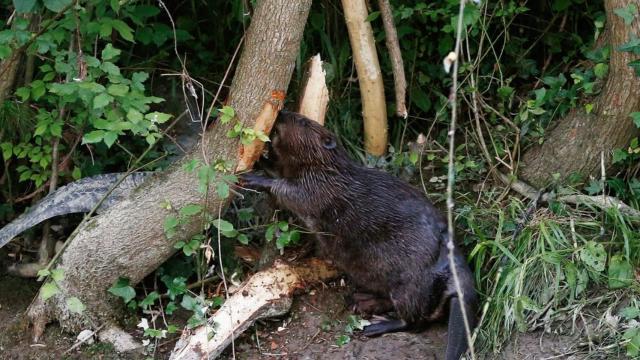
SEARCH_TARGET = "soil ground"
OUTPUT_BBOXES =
[0,271,616,360]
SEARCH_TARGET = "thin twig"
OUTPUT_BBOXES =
[446,0,476,359]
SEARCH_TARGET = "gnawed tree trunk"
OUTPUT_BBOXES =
[26,0,312,350]
[520,0,640,187]
[297,54,329,125]
[342,0,388,156]
[170,259,337,360]
[171,57,333,359]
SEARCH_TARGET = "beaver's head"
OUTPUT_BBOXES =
[269,110,345,170]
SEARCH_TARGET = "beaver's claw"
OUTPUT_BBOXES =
[238,172,273,191]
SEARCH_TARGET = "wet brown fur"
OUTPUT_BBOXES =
[241,111,477,359]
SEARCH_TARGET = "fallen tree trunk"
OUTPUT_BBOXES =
[26,0,312,351]
[170,259,337,360]
[519,0,640,187]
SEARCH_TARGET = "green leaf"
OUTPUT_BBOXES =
[50,268,64,282]
[620,306,640,320]
[107,84,129,97]
[16,87,30,101]
[630,60,640,77]
[101,43,121,61]
[145,134,156,145]
[612,148,629,164]
[145,112,172,124]
[180,295,200,311]
[0,45,11,60]
[66,297,86,314]
[497,86,514,99]
[336,334,351,346]
[72,166,81,180]
[108,277,136,303]
[110,20,135,42]
[41,282,60,300]
[593,63,608,79]
[608,255,634,289]
[13,0,37,13]
[103,131,118,148]
[265,224,276,241]
[585,180,602,195]
[365,11,380,22]
[219,106,235,124]
[213,219,234,232]
[93,93,113,109]
[164,216,179,232]
[624,328,640,357]
[579,241,607,272]
[276,232,290,250]
[216,181,229,199]
[179,204,203,217]
[1,142,13,160]
[237,234,249,245]
[100,61,120,76]
[584,103,594,114]
[613,4,638,25]
[139,291,160,308]
[43,0,72,12]
[30,80,46,100]
[127,109,143,123]
[165,302,177,315]
[36,269,51,278]
[618,37,640,55]
[631,112,640,128]
[82,130,105,144]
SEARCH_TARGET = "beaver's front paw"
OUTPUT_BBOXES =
[238,172,273,191]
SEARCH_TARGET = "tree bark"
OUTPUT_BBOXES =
[520,0,640,187]
[342,0,388,156]
[0,14,31,101]
[26,0,312,347]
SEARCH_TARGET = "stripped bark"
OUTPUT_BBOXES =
[26,0,312,351]
[378,0,407,118]
[342,0,388,155]
[170,259,337,360]
[297,54,329,125]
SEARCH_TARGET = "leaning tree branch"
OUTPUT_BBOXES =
[25,0,312,352]
[342,0,388,155]
[378,0,407,118]
[497,172,640,222]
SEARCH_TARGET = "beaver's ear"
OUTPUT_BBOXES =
[322,135,336,149]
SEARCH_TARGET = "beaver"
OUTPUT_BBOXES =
[240,110,477,360]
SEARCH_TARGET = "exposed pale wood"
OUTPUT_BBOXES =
[297,54,329,125]
[170,259,337,360]
[341,0,388,155]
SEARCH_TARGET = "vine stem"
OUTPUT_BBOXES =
[446,1,476,359]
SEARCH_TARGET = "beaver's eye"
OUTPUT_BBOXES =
[322,136,336,149]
